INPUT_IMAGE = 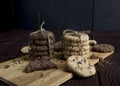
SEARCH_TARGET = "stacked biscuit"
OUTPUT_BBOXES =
[62,29,91,59]
[29,28,55,61]
[24,22,58,73]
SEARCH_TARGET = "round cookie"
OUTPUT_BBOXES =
[63,50,90,56]
[63,40,89,47]
[89,40,97,46]
[63,51,91,59]
[30,45,48,51]
[79,33,89,42]
[21,46,31,54]
[29,30,55,40]
[54,41,62,51]
[82,45,90,50]
[92,44,114,53]
[64,45,90,52]
[32,55,53,60]
[29,30,47,40]
[63,50,80,56]
[63,33,89,43]
[34,40,48,45]
[30,44,54,51]
[29,51,49,56]
[64,46,80,51]
[67,55,96,77]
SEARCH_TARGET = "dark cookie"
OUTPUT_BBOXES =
[30,44,54,51]
[29,39,55,45]
[54,41,62,51]
[24,60,57,73]
[29,51,49,56]
[92,44,114,53]
[29,30,55,40]
[29,30,48,40]
[30,45,48,51]
[30,55,52,60]
[34,39,55,45]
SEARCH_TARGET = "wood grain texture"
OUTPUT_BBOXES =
[0,55,73,86]
[0,52,113,86]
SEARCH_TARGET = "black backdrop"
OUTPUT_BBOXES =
[1,0,120,31]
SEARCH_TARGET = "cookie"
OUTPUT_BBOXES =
[29,30,48,40]
[31,55,53,60]
[63,33,89,43]
[63,51,91,59]
[92,44,114,53]
[63,50,80,55]
[29,51,49,56]
[54,41,62,51]
[30,45,48,51]
[82,45,90,50]
[29,39,55,45]
[67,55,96,77]
[24,60,57,73]
[63,40,89,47]
[63,50,90,56]
[89,40,97,46]
[29,30,55,40]
[30,45,54,51]
[64,45,90,52]
[21,46,31,54]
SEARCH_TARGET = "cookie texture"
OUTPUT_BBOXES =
[24,60,57,73]
[67,55,96,77]
[62,29,91,59]
[28,25,55,60]
[92,44,114,53]
[21,46,31,54]
[54,41,63,51]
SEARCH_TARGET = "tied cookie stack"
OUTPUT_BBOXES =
[62,29,97,77]
[24,22,57,73]
[62,29,91,59]
[29,22,55,61]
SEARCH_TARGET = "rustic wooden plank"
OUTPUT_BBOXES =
[92,51,114,59]
[0,55,73,86]
[10,69,56,86]
[26,70,72,86]
[0,51,114,86]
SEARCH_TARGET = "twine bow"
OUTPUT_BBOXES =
[63,29,84,36]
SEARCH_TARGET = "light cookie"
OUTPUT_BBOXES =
[63,29,89,42]
[67,55,96,77]
[82,45,90,50]
[89,40,97,46]
[63,50,90,56]
[21,46,31,54]
[64,46,80,51]
[63,50,80,56]
[63,40,89,47]
[79,33,89,42]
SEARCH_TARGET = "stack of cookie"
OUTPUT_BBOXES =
[29,23,55,61]
[62,29,91,59]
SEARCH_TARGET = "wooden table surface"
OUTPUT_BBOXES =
[0,29,120,86]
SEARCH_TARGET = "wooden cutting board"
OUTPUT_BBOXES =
[0,51,113,86]
[0,55,72,86]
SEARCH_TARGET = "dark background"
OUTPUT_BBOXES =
[1,0,120,31]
